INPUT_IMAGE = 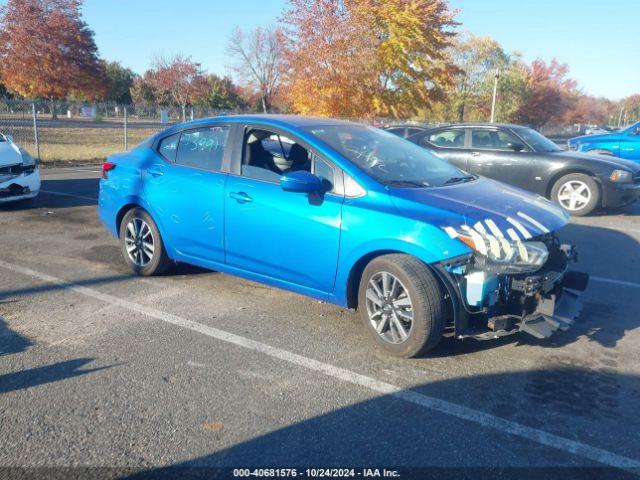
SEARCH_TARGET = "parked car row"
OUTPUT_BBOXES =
[99,115,589,357]
[403,123,640,216]
[567,121,640,160]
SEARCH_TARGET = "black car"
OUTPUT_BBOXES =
[384,124,430,139]
[408,123,640,216]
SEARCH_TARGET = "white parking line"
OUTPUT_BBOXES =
[0,258,639,472]
[591,276,640,289]
[40,190,97,201]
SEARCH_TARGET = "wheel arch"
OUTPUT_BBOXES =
[545,168,602,200]
[115,203,141,238]
[345,250,451,312]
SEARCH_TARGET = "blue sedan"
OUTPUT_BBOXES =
[99,115,587,357]
[568,121,640,161]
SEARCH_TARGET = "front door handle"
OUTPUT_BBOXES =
[471,151,481,157]
[229,191,253,203]
[147,167,164,177]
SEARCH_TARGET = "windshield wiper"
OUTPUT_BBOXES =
[385,179,430,188]
[444,174,476,185]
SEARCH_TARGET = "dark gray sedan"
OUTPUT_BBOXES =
[409,123,640,216]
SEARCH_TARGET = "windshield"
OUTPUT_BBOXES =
[513,127,561,152]
[305,125,467,187]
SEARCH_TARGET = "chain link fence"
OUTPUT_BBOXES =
[0,99,254,165]
[1,97,577,165]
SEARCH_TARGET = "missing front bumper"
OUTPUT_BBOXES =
[460,270,589,341]
[517,287,584,339]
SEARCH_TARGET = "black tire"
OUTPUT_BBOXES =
[357,254,446,358]
[119,207,172,276]
[551,173,600,217]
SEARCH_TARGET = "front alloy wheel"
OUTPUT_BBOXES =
[551,173,599,216]
[557,180,591,212]
[365,272,413,344]
[358,254,446,358]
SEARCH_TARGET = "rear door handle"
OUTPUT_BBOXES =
[471,151,481,157]
[229,191,253,203]
[147,167,164,177]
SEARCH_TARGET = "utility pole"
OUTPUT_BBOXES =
[32,103,40,162]
[490,71,500,123]
[124,106,128,151]
[617,107,625,128]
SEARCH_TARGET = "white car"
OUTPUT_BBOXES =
[0,133,40,203]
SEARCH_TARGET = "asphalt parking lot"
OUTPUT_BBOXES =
[1,167,640,477]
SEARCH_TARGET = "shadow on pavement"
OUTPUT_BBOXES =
[123,368,640,479]
[0,315,32,356]
[0,273,140,300]
[0,177,98,211]
[0,358,110,395]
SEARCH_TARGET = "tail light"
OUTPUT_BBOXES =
[102,162,116,179]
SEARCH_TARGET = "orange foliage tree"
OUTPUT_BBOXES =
[146,55,210,121]
[282,0,458,118]
[0,0,105,118]
[513,59,577,129]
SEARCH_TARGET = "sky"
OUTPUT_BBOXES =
[37,0,640,100]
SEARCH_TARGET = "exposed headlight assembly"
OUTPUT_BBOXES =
[19,148,36,168]
[444,226,548,274]
[610,169,633,183]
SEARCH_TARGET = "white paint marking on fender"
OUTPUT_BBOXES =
[506,217,532,239]
[506,228,521,242]
[473,222,487,234]
[517,211,550,234]
[484,219,504,238]
[1,259,640,472]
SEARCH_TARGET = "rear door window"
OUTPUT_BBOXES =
[158,133,180,162]
[471,129,520,150]
[176,126,229,171]
[427,129,465,148]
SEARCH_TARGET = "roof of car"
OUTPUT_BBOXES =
[429,122,528,130]
[164,114,357,132]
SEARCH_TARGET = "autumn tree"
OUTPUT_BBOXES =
[130,72,160,105]
[146,55,210,120]
[448,34,510,121]
[227,26,284,113]
[562,95,611,126]
[0,0,105,118]
[513,58,576,129]
[282,0,458,118]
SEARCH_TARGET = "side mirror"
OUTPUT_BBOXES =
[508,142,525,152]
[280,170,323,193]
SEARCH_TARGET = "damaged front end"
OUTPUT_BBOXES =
[435,232,589,341]
[0,162,40,203]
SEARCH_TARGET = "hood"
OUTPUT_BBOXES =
[550,150,640,173]
[569,132,619,144]
[389,176,568,240]
[0,140,23,167]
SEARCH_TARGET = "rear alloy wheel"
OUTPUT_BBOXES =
[119,208,171,276]
[551,173,599,216]
[358,254,446,358]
